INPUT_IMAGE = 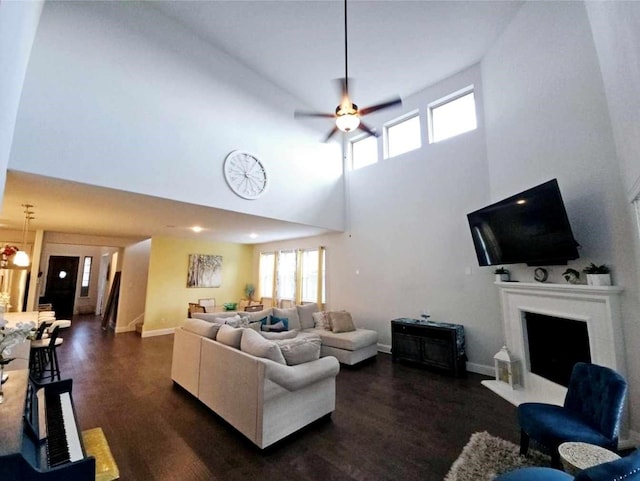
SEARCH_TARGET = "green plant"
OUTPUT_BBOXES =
[582,263,610,274]
[244,283,255,300]
[223,302,238,311]
[494,267,509,275]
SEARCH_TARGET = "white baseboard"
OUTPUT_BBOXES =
[115,325,136,333]
[378,343,391,354]
[141,327,176,338]
[466,362,494,377]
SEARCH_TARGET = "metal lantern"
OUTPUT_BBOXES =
[494,345,522,389]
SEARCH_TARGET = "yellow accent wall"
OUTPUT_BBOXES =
[143,236,253,332]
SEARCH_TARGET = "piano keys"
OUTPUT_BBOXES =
[0,370,95,481]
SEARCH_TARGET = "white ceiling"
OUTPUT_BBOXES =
[2,0,523,244]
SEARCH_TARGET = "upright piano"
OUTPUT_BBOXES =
[0,370,95,481]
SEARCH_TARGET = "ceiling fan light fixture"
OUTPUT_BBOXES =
[336,112,360,132]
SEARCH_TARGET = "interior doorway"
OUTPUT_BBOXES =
[43,255,79,319]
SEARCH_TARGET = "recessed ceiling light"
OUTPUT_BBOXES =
[192,226,203,233]
[249,233,258,239]
[516,199,526,205]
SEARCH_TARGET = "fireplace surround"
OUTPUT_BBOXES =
[482,282,625,407]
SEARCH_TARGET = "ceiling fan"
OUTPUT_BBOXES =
[294,0,402,142]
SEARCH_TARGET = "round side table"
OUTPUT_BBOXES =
[558,442,620,475]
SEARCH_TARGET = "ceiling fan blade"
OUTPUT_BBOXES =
[358,121,378,138]
[294,110,335,119]
[323,126,340,142]
[359,96,402,116]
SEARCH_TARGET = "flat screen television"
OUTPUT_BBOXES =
[467,179,579,266]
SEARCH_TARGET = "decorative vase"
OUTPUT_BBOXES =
[586,274,611,286]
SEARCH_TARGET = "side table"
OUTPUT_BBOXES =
[391,318,466,377]
[558,442,620,475]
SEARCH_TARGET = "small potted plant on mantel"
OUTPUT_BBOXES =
[494,267,510,282]
[583,263,611,286]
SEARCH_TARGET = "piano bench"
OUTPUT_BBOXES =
[81,428,120,481]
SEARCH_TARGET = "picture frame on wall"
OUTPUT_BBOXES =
[187,254,222,288]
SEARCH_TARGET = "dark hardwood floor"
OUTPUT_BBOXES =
[56,315,520,481]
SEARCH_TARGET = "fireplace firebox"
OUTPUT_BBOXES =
[525,312,591,387]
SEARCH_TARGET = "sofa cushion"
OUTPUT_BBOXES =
[272,307,301,331]
[192,311,238,323]
[261,330,298,340]
[297,303,318,330]
[276,337,322,365]
[216,324,243,348]
[271,316,289,330]
[329,311,356,333]
[312,311,331,330]
[241,328,286,364]
[245,308,273,324]
[182,318,221,339]
[313,328,378,351]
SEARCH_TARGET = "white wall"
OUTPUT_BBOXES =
[256,64,501,375]
[10,1,344,231]
[116,239,150,332]
[0,1,43,209]
[585,1,640,442]
[482,0,640,435]
[586,2,640,201]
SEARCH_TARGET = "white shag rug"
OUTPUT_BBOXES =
[444,431,552,481]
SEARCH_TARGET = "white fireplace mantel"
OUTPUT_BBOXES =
[483,282,625,407]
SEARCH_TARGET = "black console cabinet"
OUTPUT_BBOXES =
[391,318,467,377]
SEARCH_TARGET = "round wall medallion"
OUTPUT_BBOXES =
[223,150,268,200]
[534,267,548,283]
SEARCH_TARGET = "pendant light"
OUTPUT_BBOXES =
[13,204,34,267]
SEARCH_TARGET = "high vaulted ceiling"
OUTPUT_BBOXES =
[2,1,524,244]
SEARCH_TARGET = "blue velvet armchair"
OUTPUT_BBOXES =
[495,448,640,481]
[518,362,627,465]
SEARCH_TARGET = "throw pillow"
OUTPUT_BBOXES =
[260,330,298,340]
[240,328,286,364]
[272,307,301,330]
[248,321,262,332]
[270,316,289,330]
[182,318,221,339]
[262,320,286,332]
[276,337,321,365]
[312,311,330,330]
[216,324,243,348]
[216,314,242,327]
[297,303,318,330]
[329,311,356,333]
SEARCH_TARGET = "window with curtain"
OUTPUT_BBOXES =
[301,248,326,304]
[259,252,275,298]
[259,247,326,306]
[277,250,297,301]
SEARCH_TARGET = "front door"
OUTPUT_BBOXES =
[44,256,79,319]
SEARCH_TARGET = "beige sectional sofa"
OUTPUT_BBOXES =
[191,303,379,365]
[171,321,340,449]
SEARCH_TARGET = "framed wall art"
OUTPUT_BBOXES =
[187,254,222,288]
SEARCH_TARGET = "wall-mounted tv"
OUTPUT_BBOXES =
[467,179,579,267]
